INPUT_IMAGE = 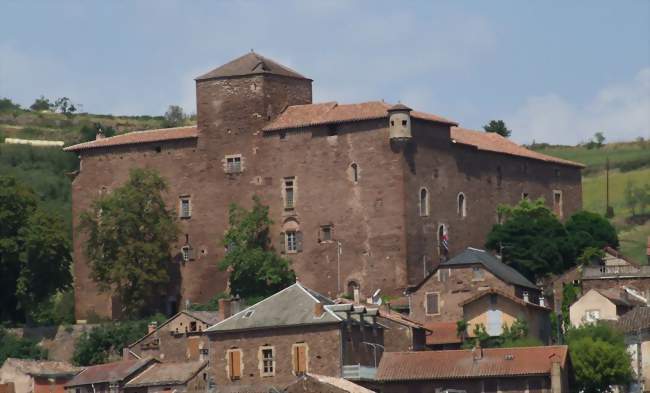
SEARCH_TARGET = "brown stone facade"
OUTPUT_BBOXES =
[408,265,542,324]
[69,54,582,320]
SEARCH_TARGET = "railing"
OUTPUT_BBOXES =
[342,365,377,380]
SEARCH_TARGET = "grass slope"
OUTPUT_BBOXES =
[534,141,650,263]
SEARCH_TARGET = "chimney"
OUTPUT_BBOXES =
[551,356,562,393]
[95,127,105,140]
[314,302,324,318]
[218,298,231,321]
[148,321,158,334]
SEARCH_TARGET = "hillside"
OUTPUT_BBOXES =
[533,141,650,263]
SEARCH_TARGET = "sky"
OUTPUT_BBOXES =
[1,1,648,145]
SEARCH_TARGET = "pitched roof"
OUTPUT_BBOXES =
[195,52,309,81]
[124,361,207,388]
[127,310,223,349]
[1,358,82,378]
[451,127,584,168]
[595,288,645,307]
[334,298,426,330]
[603,246,641,268]
[410,248,537,292]
[63,126,197,152]
[459,288,551,311]
[262,101,457,132]
[376,346,568,381]
[616,306,650,334]
[285,374,376,393]
[65,359,156,387]
[424,322,462,346]
[206,282,341,332]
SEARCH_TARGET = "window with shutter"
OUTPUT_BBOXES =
[292,344,308,375]
[228,349,242,380]
[425,292,440,315]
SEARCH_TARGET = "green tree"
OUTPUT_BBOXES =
[219,196,296,299]
[53,97,77,117]
[594,132,606,148]
[80,168,179,318]
[566,323,632,392]
[483,120,512,138]
[29,96,52,112]
[163,105,187,128]
[80,123,117,143]
[0,328,47,363]
[486,198,576,281]
[565,210,619,252]
[0,176,72,322]
[624,180,638,215]
[0,98,21,112]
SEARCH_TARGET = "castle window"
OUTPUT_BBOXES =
[553,190,563,218]
[457,193,466,218]
[419,188,429,217]
[227,349,243,380]
[320,225,332,242]
[260,346,275,377]
[286,231,298,253]
[425,292,440,315]
[225,155,242,173]
[496,166,502,187]
[181,245,193,262]
[179,196,191,219]
[402,120,407,126]
[283,177,295,209]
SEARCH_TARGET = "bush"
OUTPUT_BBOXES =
[188,292,229,311]
[0,98,21,112]
[0,328,48,363]
[27,289,75,326]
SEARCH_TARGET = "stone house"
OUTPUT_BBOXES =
[125,310,224,362]
[616,306,650,392]
[374,346,570,393]
[0,359,81,393]
[122,361,208,393]
[64,51,583,321]
[282,374,375,393]
[569,288,644,327]
[204,282,384,393]
[407,247,542,325]
[461,289,551,343]
[64,359,156,393]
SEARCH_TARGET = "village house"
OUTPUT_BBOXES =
[569,288,645,327]
[64,51,584,321]
[373,345,570,393]
[122,361,208,393]
[64,359,156,393]
[616,306,650,392]
[124,309,226,362]
[407,248,543,326]
[0,359,82,393]
[204,282,384,393]
[282,374,376,393]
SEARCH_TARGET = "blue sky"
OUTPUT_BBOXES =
[1,1,648,144]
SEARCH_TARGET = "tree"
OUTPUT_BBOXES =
[219,196,296,299]
[53,97,78,118]
[594,132,606,148]
[566,323,632,392]
[163,105,187,128]
[565,210,619,252]
[80,123,117,143]
[80,168,179,318]
[0,98,20,112]
[483,120,511,138]
[29,96,53,112]
[0,176,72,322]
[0,328,47,364]
[485,198,576,281]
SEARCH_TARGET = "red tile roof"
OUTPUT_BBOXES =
[65,359,156,387]
[424,322,462,345]
[376,346,568,381]
[451,127,584,168]
[263,101,457,131]
[459,288,551,311]
[63,126,198,152]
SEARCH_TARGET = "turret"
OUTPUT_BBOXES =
[388,103,412,141]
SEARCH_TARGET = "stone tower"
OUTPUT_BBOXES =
[387,103,412,141]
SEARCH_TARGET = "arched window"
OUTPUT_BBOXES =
[351,163,359,183]
[457,193,466,218]
[419,188,429,217]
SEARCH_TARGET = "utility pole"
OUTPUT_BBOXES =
[606,157,614,218]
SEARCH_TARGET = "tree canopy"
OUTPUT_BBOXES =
[485,198,576,281]
[29,96,53,112]
[0,328,47,364]
[0,176,72,322]
[80,168,179,318]
[565,210,619,252]
[483,120,512,138]
[566,323,632,393]
[163,105,187,128]
[219,196,296,299]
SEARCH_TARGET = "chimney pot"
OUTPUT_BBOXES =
[218,298,231,321]
[314,302,325,317]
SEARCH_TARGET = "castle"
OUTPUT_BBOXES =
[65,52,583,320]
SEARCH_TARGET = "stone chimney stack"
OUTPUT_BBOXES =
[148,321,158,334]
[219,298,231,321]
[472,342,483,361]
[314,302,324,318]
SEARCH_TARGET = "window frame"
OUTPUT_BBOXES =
[181,245,192,262]
[425,291,440,316]
[553,190,563,219]
[472,266,484,281]
[320,225,333,242]
[419,187,429,217]
[457,192,466,218]
[283,177,296,210]
[286,231,298,253]
[585,309,600,323]
[179,196,191,219]
[225,154,243,174]
[259,346,275,377]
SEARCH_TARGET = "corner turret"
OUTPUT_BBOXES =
[388,103,412,141]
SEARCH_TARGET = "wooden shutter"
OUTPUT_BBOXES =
[296,231,303,252]
[426,293,439,314]
[229,350,241,380]
[187,337,200,360]
[293,345,307,374]
[279,233,286,254]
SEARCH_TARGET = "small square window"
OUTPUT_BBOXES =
[181,246,193,262]
[522,192,529,200]
[226,156,242,173]
[402,120,407,126]
[179,197,191,218]
[320,225,332,242]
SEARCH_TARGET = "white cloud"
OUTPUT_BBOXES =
[508,68,650,145]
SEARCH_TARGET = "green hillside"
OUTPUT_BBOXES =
[533,141,650,263]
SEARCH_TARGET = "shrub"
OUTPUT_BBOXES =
[0,328,48,363]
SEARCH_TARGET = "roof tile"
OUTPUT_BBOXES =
[424,322,462,345]
[65,359,155,387]
[124,361,207,387]
[63,126,197,152]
